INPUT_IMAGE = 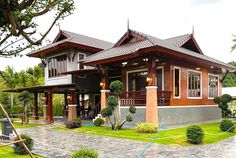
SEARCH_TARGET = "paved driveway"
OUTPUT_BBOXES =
[18,125,236,158]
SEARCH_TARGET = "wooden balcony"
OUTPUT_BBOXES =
[118,90,172,106]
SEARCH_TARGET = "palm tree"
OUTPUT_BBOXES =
[18,91,32,124]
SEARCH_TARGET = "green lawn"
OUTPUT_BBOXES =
[53,122,236,146]
[0,122,45,130]
[0,146,43,158]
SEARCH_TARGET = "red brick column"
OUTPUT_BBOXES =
[68,92,77,121]
[146,86,158,125]
[101,90,110,110]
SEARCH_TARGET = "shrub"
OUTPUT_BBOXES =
[136,122,158,133]
[10,106,23,115]
[65,118,82,129]
[13,134,34,155]
[70,147,98,158]
[220,119,235,133]
[93,118,105,127]
[186,125,204,144]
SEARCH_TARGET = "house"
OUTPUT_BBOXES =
[5,28,236,126]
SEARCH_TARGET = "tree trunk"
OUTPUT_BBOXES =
[10,93,13,108]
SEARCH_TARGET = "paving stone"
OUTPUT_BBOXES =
[17,125,236,158]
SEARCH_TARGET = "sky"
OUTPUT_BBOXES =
[1,0,236,71]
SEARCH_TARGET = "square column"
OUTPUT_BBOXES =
[47,88,54,124]
[68,92,77,121]
[146,86,158,125]
[101,90,110,110]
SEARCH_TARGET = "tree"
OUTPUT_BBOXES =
[0,0,75,56]
[101,80,136,130]
[0,66,19,107]
[214,94,232,118]
[18,91,32,124]
[222,61,236,87]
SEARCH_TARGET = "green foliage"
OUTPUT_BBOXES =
[18,91,31,103]
[65,118,82,129]
[126,115,132,122]
[0,0,75,56]
[101,108,113,117]
[107,96,118,109]
[129,106,136,114]
[70,147,98,158]
[110,80,123,96]
[93,118,105,127]
[53,104,63,116]
[186,125,204,144]
[220,119,235,133]
[214,94,232,118]
[10,106,23,114]
[223,62,236,87]
[136,122,158,133]
[13,134,34,155]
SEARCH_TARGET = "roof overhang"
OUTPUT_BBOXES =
[84,46,235,72]
[27,42,103,58]
[1,84,76,93]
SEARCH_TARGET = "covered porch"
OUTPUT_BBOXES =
[2,84,101,124]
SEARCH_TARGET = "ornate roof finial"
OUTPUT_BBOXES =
[192,25,194,37]
[127,18,129,32]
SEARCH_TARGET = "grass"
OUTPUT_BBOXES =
[0,122,45,130]
[53,122,236,146]
[0,146,43,158]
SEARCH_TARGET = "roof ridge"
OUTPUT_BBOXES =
[61,30,114,45]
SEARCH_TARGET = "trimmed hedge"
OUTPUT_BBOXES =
[220,119,235,133]
[186,125,204,144]
[70,147,98,158]
[65,118,82,129]
[93,118,105,127]
[136,122,158,133]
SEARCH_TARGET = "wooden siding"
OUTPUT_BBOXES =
[120,63,220,106]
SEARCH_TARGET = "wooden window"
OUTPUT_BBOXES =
[174,67,180,98]
[208,74,219,98]
[188,71,201,98]
[48,54,67,78]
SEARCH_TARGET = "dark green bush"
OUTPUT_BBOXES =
[93,118,105,127]
[70,147,98,158]
[13,134,34,155]
[129,106,136,114]
[65,118,82,129]
[186,125,204,144]
[53,104,63,116]
[220,119,235,133]
[110,80,123,96]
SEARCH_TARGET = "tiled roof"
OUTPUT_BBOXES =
[84,29,235,70]
[27,30,113,56]
[61,30,113,49]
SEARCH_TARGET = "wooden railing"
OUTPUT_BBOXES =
[117,90,172,106]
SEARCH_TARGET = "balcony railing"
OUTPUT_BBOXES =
[115,90,172,106]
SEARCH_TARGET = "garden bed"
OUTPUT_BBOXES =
[53,122,236,146]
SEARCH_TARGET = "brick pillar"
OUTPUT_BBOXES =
[146,86,158,125]
[101,90,110,110]
[68,92,77,121]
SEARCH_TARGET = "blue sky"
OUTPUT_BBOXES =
[0,0,236,71]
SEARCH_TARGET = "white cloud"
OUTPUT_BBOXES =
[1,0,236,71]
